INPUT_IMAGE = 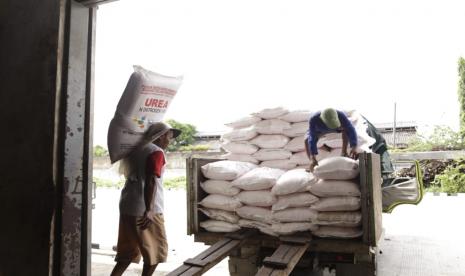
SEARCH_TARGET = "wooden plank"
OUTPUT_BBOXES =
[370,154,383,245]
[257,243,309,276]
[360,153,370,245]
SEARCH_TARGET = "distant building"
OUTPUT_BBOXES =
[193,131,224,151]
[374,121,418,149]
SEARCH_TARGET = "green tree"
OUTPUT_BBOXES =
[165,119,197,151]
[93,145,108,157]
[458,57,465,141]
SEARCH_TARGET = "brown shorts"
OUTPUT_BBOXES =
[114,213,168,265]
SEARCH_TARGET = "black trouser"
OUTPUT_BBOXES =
[364,117,394,177]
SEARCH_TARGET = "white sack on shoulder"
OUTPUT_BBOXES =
[107,66,183,163]
[236,206,273,223]
[199,194,243,211]
[271,222,318,235]
[236,190,277,207]
[310,197,361,212]
[283,122,308,137]
[201,160,257,180]
[308,179,361,197]
[253,149,292,161]
[222,126,257,142]
[272,192,319,211]
[254,119,291,135]
[200,180,240,196]
[278,110,311,123]
[198,208,240,224]
[221,141,259,154]
[222,153,259,164]
[313,156,359,180]
[200,219,241,233]
[260,160,297,170]
[238,219,270,229]
[290,151,310,165]
[312,226,363,238]
[272,207,318,223]
[285,136,306,152]
[249,135,290,149]
[252,107,289,119]
[272,169,317,196]
[225,116,261,129]
[232,167,285,191]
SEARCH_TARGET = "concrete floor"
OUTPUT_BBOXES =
[91,188,465,276]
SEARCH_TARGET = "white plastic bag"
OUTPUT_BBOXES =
[271,222,318,235]
[225,116,261,129]
[272,169,317,196]
[236,206,273,223]
[232,167,285,191]
[222,126,258,142]
[253,149,292,161]
[272,207,318,223]
[201,160,258,180]
[200,180,240,196]
[290,151,310,165]
[221,141,259,154]
[200,219,240,232]
[254,119,291,135]
[249,135,290,149]
[283,122,308,137]
[198,208,240,224]
[252,107,289,119]
[260,160,297,170]
[278,110,311,123]
[315,211,362,226]
[284,136,306,152]
[310,197,361,212]
[107,65,183,163]
[236,190,277,207]
[272,192,319,211]
[222,153,260,164]
[313,156,359,180]
[308,179,361,197]
[199,194,243,211]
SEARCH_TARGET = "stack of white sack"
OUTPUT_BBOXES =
[222,107,312,170]
[269,169,320,235]
[198,160,256,232]
[316,110,376,160]
[309,156,363,238]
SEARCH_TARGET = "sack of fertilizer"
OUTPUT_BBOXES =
[107,65,183,163]
[200,219,240,232]
[201,160,257,180]
[232,167,285,191]
[313,156,359,180]
[198,208,240,224]
[271,169,317,196]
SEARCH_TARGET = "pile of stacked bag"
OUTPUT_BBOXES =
[198,107,375,238]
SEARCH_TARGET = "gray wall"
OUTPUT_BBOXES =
[0,0,62,275]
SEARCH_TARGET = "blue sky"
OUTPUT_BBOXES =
[93,0,465,146]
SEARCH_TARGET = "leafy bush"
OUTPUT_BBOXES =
[433,159,465,193]
[178,145,210,152]
[394,125,464,152]
[94,145,109,157]
[94,177,124,189]
[166,119,197,152]
[163,176,186,190]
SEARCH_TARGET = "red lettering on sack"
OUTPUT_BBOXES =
[144,98,169,108]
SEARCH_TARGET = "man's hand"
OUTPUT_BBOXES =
[307,157,318,173]
[349,146,358,159]
[137,210,156,230]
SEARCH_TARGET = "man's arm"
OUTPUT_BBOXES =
[338,112,358,158]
